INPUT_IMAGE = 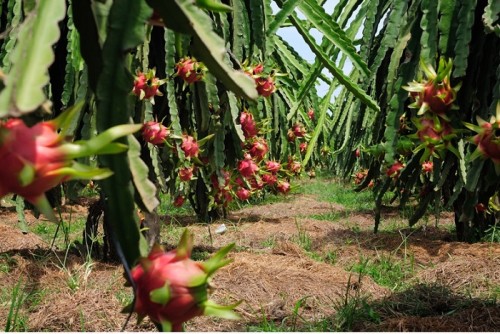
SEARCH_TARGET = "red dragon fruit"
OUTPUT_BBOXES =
[287,157,302,175]
[287,129,296,142]
[126,229,239,331]
[179,166,195,182]
[421,161,434,174]
[299,142,308,154]
[292,122,306,138]
[240,111,259,139]
[235,187,251,201]
[276,181,291,194]
[237,154,259,178]
[214,188,233,206]
[180,135,199,158]
[255,76,276,97]
[0,111,141,221]
[247,175,264,190]
[261,173,277,186]
[175,57,206,84]
[247,137,269,161]
[413,115,456,147]
[142,121,170,145]
[386,161,405,178]
[147,10,164,26]
[464,105,500,173]
[404,58,459,117]
[307,108,315,120]
[173,195,185,207]
[133,69,165,104]
[265,160,281,174]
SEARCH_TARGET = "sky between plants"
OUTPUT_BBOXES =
[272,0,356,98]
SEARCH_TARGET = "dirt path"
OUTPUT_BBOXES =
[1,192,499,331]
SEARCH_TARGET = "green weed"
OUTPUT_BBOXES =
[350,254,414,291]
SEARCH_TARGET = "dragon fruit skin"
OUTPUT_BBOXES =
[127,230,239,331]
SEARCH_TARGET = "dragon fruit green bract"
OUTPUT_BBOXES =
[126,229,239,331]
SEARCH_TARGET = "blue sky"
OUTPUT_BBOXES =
[271,0,355,97]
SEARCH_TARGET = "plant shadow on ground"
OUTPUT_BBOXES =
[353,283,500,331]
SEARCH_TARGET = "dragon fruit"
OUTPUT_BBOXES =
[126,229,239,331]
[255,76,276,97]
[235,187,251,201]
[299,142,308,154]
[404,58,459,117]
[421,161,434,174]
[179,166,195,182]
[287,157,302,175]
[247,137,268,161]
[173,195,185,207]
[261,173,277,186]
[180,135,199,158]
[307,108,315,120]
[265,160,281,174]
[237,154,259,178]
[142,121,170,145]
[464,103,500,174]
[0,110,140,221]
[240,111,259,139]
[175,57,206,84]
[292,123,306,138]
[386,161,405,178]
[133,69,165,104]
[276,181,291,194]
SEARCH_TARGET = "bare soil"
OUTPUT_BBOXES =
[1,191,499,332]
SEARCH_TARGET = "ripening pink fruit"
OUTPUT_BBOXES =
[235,187,251,201]
[240,111,258,139]
[299,142,307,154]
[247,137,269,161]
[176,57,205,84]
[180,135,199,158]
[276,181,290,194]
[421,161,433,173]
[287,129,296,142]
[133,70,164,103]
[292,123,306,138]
[142,121,170,145]
[128,230,238,331]
[178,166,195,182]
[472,121,500,166]
[173,195,185,207]
[287,157,302,175]
[265,160,281,174]
[0,119,69,204]
[307,108,315,120]
[255,76,276,97]
[261,173,277,186]
[237,155,259,177]
[247,175,264,190]
[386,161,404,178]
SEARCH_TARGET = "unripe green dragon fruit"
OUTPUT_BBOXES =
[124,229,239,331]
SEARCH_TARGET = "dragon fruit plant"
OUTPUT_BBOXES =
[0,106,141,221]
[125,229,239,331]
